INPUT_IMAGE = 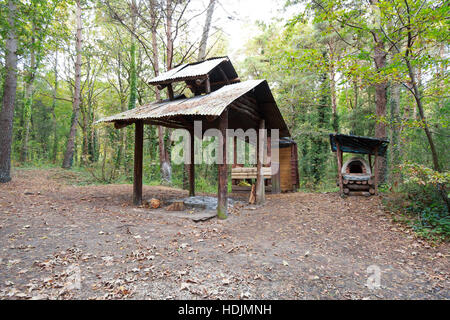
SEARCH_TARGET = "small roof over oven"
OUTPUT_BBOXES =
[329,133,389,156]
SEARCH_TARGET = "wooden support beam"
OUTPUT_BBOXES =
[189,127,195,197]
[256,119,266,204]
[336,141,344,196]
[239,96,258,110]
[167,84,174,100]
[218,66,230,84]
[217,109,228,219]
[156,83,169,91]
[230,104,260,123]
[114,121,131,129]
[133,120,144,205]
[234,99,260,116]
[205,75,211,94]
[210,77,240,87]
[374,146,379,195]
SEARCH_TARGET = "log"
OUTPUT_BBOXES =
[347,184,371,191]
[348,191,371,197]
[343,179,349,185]
[344,188,350,194]
[248,184,256,204]
[166,201,185,211]
[369,188,375,195]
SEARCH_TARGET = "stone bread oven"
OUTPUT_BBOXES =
[341,157,371,180]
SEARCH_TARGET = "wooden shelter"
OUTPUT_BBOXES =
[329,133,389,196]
[96,57,293,218]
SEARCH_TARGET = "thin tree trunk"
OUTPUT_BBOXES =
[51,51,59,163]
[327,40,338,132]
[402,15,449,211]
[198,0,216,61]
[389,82,401,185]
[0,0,18,183]
[150,0,169,183]
[21,28,36,163]
[166,0,173,70]
[372,33,387,184]
[62,0,82,169]
[128,0,137,110]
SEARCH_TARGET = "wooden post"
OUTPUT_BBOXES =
[256,119,265,204]
[271,137,280,194]
[336,140,344,195]
[205,75,211,94]
[133,120,144,205]
[167,84,174,100]
[374,146,379,195]
[217,109,228,219]
[189,127,195,197]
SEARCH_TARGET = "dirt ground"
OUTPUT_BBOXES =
[0,169,448,300]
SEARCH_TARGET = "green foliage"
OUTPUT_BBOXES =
[386,183,449,241]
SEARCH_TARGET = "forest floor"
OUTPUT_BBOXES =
[0,168,448,300]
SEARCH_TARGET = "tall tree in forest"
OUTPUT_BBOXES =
[62,0,83,169]
[128,0,137,110]
[301,0,390,182]
[20,0,60,163]
[0,0,18,183]
[198,0,216,61]
[377,0,449,210]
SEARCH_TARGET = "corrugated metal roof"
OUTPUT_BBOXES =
[97,80,265,123]
[329,133,389,156]
[148,57,230,84]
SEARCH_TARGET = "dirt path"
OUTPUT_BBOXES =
[0,169,448,299]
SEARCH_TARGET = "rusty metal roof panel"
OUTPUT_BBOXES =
[148,57,230,84]
[97,80,266,123]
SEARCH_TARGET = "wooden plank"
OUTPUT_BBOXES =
[133,121,144,205]
[256,119,265,204]
[217,109,228,219]
[279,147,292,192]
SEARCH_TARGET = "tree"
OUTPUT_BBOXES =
[62,0,83,168]
[198,0,216,61]
[0,0,18,183]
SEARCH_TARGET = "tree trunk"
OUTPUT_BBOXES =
[128,0,137,110]
[21,27,36,163]
[62,0,82,169]
[389,81,401,185]
[198,0,216,61]
[372,33,387,184]
[166,0,173,70]
[327,40,338,132]
[51,50,59,163]
[0,0,18,183]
